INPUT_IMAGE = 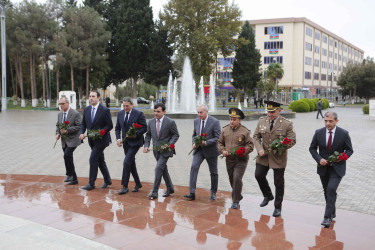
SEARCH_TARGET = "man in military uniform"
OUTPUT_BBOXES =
[218,108,254,209]
[253,101,296,217]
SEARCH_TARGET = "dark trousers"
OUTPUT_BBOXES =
[89,145,112,186]
[152,155,173,193]
[316,109,324,118]
[320,166,342,218]
[189,150,218,194]
[226,159,247,203]
[255,163,285,209]
[63,145,77,180]
[121,145,141,187]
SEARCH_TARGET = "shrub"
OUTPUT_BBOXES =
[311,98,319,111]
[291,100,310,112]
[300,98,314,111]
[363,104,369,114]
[288,101,296,110]
[322,98,329,109]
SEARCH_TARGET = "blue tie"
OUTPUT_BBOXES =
[91,107,95,123]
[63,113,66,122]
[124,112,129,127]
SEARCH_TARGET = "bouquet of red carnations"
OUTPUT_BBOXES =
[54,121,70,148]
[87,129,107,140]
[254,136,291,159]
[220,146,246,160]
[188,133,208,155]
[327,151,349,163]
[122,123,143,142]
[151,143,175,153]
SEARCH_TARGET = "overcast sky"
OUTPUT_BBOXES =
[11,0,375,58]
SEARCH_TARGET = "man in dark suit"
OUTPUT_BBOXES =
[56,96,82,185]
[184,104,221,201]
[115,97,147,195]
[309,111,353,228]
[79,90,113,191]
[143,103,179,200]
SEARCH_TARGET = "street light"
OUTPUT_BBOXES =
[0,0,12,111]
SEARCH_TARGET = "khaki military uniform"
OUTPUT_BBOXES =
[218,124,254,203]
[253,116,296,168]
[253,115,296,209]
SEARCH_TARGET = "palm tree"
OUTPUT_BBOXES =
[266,62,284,100]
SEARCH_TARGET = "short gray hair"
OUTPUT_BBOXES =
[60,96,69,103]
[197,104,208,111]
[324,111,338,120]
[122,97,133,104]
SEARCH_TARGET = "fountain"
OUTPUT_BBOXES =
[208,74,216,112]
[197,76,205,106]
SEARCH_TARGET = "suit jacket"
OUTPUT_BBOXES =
[309,126,353,177]
[144,116,179,158]
[80,103,113,148]
[192,115,221,158]
[253,116,296,169]
[115,108,147,148]
[56,108,82,148]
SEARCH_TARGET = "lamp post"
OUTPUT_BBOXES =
[0,1,11,111]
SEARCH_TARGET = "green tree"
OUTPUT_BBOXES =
[106,0,154,103]
[144,21,173,100]
[232,21,261,102]
[356,58,375,102]
[160,0,242,79]
[265,62,284,100]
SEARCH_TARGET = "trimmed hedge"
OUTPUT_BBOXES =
[363,104,369,114]
[300,98,315,111]
[290,100,310,112]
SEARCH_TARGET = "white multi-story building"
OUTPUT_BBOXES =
[216,17,364,101]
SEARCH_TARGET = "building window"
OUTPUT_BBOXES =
[314,59,320,67]
[322,61,327,68]
[305,57,312,65]
[314,73,319,80]
[323,35,328,43]
[264,56,283,64]
[329,63,333,70]
[315,31,321,40]
[339,43,342,50]
[335,41,337,48]
[335,53,337,59]
[344,45,348,52]
[334,64,337,70]
[305,71,312,79]
[329,51,333,58]
[343,56,347,63]
[329,38,333,46]
[305,42,312,51]
[306,27,313,37]
[264,41,284,49]
[265,26,284,34]
[321,74,326,80]
[322,48,327,56]
[339,55,341,61]
[314,45,320,54]
[339,65,342,71]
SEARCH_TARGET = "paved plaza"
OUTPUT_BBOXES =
[0,106,374,215]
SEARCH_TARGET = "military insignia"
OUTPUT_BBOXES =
[238,137,242,142]
[280,120,282,123]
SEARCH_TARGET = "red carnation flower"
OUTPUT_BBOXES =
[64,121,70,125]
[99,129,106,136]
[169,144,175,149]
[281,138,291,145]
[134,123,142,128]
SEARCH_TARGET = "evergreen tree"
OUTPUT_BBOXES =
[232,21,262,99]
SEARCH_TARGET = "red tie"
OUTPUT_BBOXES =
[327,131,332,151]
[157,119,160,137]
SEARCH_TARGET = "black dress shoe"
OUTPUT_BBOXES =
[64,176,73,182]
[101,182,112,189]
[67,180,78,185]
[184,193,196,200]
[209,192,216,200]
[231,202,239,209]
[132,184,142,192]
[260,196,274,207]
[148,192,158,200]
[163,188,174,197]
[273,208,281,217]
[81,184,95,191]
[321,217,332,228]
[118,186,129,195]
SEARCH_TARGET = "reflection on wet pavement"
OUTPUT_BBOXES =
[1,174,374,249]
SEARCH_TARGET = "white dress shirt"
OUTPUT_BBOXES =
[326,127,337,146]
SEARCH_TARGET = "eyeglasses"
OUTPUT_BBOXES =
[58,103,66,105]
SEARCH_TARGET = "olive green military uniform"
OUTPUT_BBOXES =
[253,115,296,209]
[218,124,254,203]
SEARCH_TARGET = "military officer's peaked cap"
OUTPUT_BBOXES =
[265,101,282,111]
[229,108,245,119]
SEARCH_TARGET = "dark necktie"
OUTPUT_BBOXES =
[327,131,332,151]
[91,107,95,123]
[124,112,129,127]
[63,113,66,122]
[201,120,205,134]
[157,119,160,137]
[270,120,274,131]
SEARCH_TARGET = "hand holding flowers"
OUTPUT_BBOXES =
[254,136,291,159]
[87,129,107,140]
[150,143,175,153]
[54,121,70,148]
[123,123,142,142]
[188,133,208,155]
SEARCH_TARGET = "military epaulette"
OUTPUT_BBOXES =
[281,116,291,122]
[222,124,230,128]
[241,125,250,131]
[259,116,267,119]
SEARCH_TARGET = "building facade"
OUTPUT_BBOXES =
[216,17,364,102]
